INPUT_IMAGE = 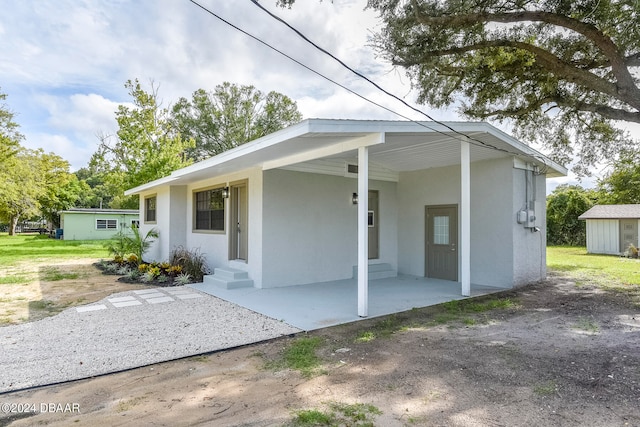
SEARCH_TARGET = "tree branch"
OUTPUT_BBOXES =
[477,94,640,123]
[395,39,625,104]
[410,1,640,109]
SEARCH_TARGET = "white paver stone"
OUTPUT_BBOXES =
[146,296,174,304]
[138,292,165,299]
[164,288,194,295]
[133,289,163,295]
[175,294,203,300]
[108,296,137,303]
[76,305,107,313]
[112,300,143,308]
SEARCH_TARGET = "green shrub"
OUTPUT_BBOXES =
[169,246,208,282]
[174,272,192,285]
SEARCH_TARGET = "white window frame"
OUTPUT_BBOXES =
[96,219,118,230]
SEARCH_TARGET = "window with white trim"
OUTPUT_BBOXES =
[96,219,118,230]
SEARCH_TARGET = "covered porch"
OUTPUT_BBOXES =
[189,276,505,331]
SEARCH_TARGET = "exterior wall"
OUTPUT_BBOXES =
[261,169,398,288]
[471,158,516,287]
[512,169,547,286]
[186,168,264,287]
[137,185,188,263]
[397,157,515,288]
[586,219,620,254]
[61,213,138,241]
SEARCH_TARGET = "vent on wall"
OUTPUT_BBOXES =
[347,164,358,174]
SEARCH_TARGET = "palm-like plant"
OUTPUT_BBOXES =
[124,225,158,265]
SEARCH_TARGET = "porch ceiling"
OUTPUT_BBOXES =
[325,130,516,173]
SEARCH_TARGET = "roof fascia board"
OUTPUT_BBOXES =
[172,120,312,179]
[124,176,179,196]
[262,132,385,171]
[482,124,567,176]
[124,120,314,196]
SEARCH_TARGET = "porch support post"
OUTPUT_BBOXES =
[357,145,369,317]
[460,137,471,297]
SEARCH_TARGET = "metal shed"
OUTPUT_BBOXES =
[579,205,640,255]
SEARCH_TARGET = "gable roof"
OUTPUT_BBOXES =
[125,119,567,196]
[579,204,640,220]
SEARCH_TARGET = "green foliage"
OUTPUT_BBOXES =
[597,150,640,204]
[37,152,83,228]
[534,380,558,397]
[104,232,130,259]
[0,150,42,233]
[442,297,516,314]
[104,225,158,263]
[41,267,80,282]
[169,246,208,282]
[290,409,334,426]
[0,148,79,234]
[267,336,324,378]
[366,0,640,175]
[0,88,22,164]
[89,79,194,208]
[174,272,193,285]
[171,82,303,161]
[289,402,382,427]
[124,226,158,264]
[546,184,597,245]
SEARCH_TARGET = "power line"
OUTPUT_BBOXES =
[247,0,519,154]
[186,0,419,122]
[187,0,552,172]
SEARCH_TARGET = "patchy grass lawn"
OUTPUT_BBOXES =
[0,233,143,325]
[547,246,640,302]
[0,233,109,266]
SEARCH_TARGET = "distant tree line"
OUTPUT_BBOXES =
[0,81,303,234]
[547,154,640,246]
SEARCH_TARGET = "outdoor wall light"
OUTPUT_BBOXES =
[352,192,358,205]
[222,187,229,198]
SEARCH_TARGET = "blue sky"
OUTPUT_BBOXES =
[1,0,593,190]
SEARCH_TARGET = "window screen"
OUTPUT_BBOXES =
[194,188,225,231]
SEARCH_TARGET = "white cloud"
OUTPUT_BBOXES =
[21,132,94,172]
[1,0,585,181]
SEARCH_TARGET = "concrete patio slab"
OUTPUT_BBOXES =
[189,275,506,331]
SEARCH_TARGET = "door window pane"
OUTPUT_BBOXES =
[433,215,449,245]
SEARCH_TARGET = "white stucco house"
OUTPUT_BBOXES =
[579,204,640,255]
[126,119,565,318]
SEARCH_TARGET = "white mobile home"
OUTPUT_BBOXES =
[579,204,640,255]
[126,119,566,318]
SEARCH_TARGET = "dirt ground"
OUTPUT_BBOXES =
[0,259,147,325]
[1,263,639,426]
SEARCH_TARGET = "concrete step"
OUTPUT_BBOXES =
[203,267,254,289]
[352,263,397,280]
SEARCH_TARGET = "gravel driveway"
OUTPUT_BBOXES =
[0,287,300,393]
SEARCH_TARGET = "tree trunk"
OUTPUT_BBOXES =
[8,216,19,236]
